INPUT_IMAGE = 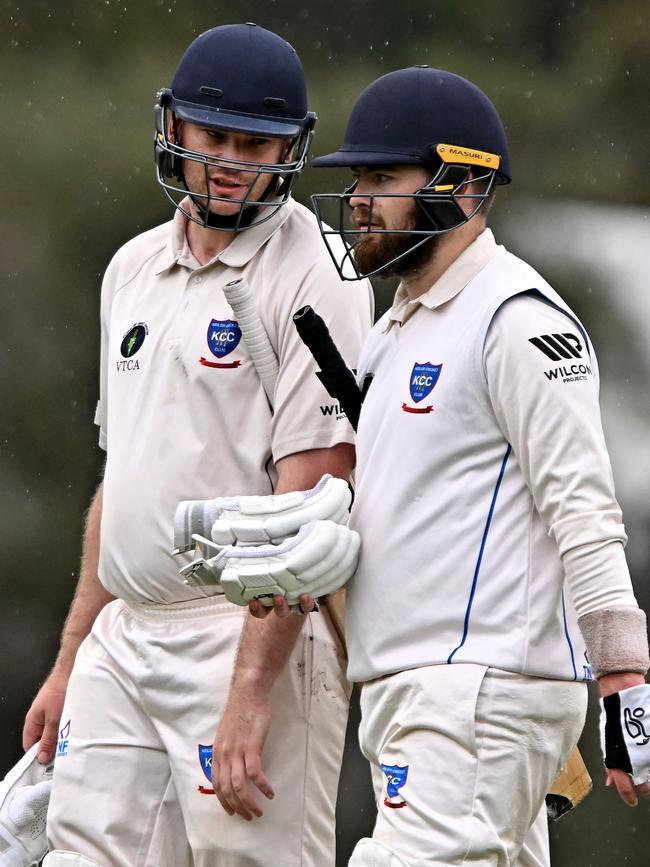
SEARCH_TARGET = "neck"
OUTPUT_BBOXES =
[186,214,235,266]
[401,219,486,300]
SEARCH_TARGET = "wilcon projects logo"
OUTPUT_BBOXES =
[528,332,592,383]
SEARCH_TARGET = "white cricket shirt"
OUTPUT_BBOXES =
[347,229,637,683]
[95,198,373,603]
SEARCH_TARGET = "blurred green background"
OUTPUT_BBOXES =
[2,1,649,864]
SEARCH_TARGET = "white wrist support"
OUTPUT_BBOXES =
[578,606,649,679]
[173,474,351,555]
[600,683,650,785]
[0,743,53,867]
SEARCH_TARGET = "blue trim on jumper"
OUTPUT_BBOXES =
[447,443,512,663]
[561,590,578,681]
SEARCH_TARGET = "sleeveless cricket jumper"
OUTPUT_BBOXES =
[347,230,627,684]
[344,229,634,866]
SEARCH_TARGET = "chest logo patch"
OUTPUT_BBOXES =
[403,362,442,413]
[200,319,242,369]
[120,323,148,358]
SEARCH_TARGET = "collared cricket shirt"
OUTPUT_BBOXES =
[95,199,373,603]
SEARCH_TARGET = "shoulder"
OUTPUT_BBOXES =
[490,290,590,354]
[486,291,597,383]
[103,221,173,292]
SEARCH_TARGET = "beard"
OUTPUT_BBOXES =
[351,204,441,278]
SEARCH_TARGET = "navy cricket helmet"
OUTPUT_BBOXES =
[155,23,316,231]
[311,66,511,279]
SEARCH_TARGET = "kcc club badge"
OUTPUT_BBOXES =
[200,319,242,368]
[380,762,409,808]
[403,362,442,413]
[197,744,214,794]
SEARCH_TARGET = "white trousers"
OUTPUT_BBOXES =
[353,664,588,867]
[47,596,350,867]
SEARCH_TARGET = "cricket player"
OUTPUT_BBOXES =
[247,67,650,866]
[17,24,372,867]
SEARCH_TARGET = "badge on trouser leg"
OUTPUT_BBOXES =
[42,853,103,867]
[348,838,410,867]
[0,743,52,867]
[600,683,650,784]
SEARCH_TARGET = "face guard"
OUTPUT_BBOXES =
[311,147,499,280]
[155,89,315,232]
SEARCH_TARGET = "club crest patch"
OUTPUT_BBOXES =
[402,362,442,413]
[208,319,241,358]
[197,744,215,794]
[200,319,242,368]
[380,763,409,808]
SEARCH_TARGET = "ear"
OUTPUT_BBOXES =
[280,137,297,165]
[169,115,182,145]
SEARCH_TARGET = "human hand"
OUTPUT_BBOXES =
[22,670,69,763]
[248,592,317,620]
[599,673,650,806]
[211,682,275,820]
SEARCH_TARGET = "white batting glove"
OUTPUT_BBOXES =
[173,474,351,554]
[180,518,360,606]
[220,520,360,607]
[0,743,53,867]
[600,683,650,785]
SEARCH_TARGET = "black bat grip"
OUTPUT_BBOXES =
[293,305,362,432]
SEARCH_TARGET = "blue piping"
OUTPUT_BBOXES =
[448,444,512,663]
[561,590,578,681]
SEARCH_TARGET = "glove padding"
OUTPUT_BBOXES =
[0,743,53,867]
[173,474,351,554]
[221,519,360,606]
[600,683,650,785]
[184,519,360,606]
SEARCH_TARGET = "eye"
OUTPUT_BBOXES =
[249,137,272,147]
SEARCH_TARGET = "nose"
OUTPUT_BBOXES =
[348,180,373,210]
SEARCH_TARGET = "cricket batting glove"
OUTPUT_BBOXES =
[600,683,650,785]
[0,743,53,867]
[181,519,360,606]
[173,474,351,555]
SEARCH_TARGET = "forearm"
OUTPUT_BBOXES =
[231,612,304,695]
[229,443,355,692]
[52,481,114,677]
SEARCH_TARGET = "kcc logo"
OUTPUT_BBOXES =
[409,362,442,403]
[207,319,242,358]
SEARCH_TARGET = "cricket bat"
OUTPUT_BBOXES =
[546,746,593,821]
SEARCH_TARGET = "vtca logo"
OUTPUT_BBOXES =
[117,322,148,371]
